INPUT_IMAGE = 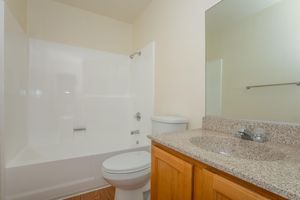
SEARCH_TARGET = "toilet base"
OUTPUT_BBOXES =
[114,181,150,200]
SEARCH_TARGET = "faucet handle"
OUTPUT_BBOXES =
[238,128,248,134]
[234,128,247,137]
[237,128,251,136]
[253,128,268,143]
[234,127,268,143]
[134,112,141,121]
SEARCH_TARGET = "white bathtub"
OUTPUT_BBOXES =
[4,39,155,200]
[5,138,150,200]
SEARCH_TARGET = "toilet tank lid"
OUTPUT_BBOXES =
[151,116,189,124]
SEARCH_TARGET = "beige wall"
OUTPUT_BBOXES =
[5,0,27,31]
[0,1,5,198]
[4,2,29,163]
[27,0,133,55]
[133,0,220,128]
[207,0,300,123]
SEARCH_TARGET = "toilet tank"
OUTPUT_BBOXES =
[151,116,189,134]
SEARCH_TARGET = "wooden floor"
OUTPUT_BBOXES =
[65,186,115,200]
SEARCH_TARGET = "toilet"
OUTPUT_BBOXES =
[102,115,189,200]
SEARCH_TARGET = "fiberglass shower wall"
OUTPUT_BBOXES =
[130,42,155,145]
[4,2,29,164]
[27,39,154,147]
[4,0,155,166]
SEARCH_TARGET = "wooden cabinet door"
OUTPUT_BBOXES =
[202,169,269,200]
[151,146,193,200]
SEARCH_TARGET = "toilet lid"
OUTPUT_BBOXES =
[102,151,151,174]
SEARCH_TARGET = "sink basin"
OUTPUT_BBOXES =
[189,135,285,161]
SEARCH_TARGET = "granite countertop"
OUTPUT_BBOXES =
[148,129,300,200]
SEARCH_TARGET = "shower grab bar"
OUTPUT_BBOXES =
[246,81,300,90]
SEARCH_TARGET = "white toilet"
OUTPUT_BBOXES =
[102,115,189,200]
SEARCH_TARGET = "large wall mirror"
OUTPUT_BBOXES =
[205,0,300,123]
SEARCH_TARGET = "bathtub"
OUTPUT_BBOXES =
[5,136,150,200]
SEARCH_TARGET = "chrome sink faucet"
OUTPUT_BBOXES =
[235,128,268,143]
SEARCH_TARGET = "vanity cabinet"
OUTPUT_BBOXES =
[151,143,286,200]
[201,169,268,200]
[151,145,192,200]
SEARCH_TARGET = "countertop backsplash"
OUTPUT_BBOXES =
[203,116,300,146]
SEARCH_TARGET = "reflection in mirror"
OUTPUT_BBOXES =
[205,0,300,123]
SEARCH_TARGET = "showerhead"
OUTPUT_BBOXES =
[129,51,141,59]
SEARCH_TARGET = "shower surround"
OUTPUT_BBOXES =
[5,39,155,200]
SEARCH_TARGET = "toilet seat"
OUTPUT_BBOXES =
[102,151,150,174]
[102,167,150,183]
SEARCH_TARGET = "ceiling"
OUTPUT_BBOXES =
[206,0,282,34]
[53,0,152,23]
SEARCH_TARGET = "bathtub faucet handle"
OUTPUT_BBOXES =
[134,112,141,121]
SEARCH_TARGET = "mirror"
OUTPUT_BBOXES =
[205,0,300,123]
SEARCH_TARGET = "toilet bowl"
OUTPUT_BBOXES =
[102,116,188,200]
[102,151,151,200]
